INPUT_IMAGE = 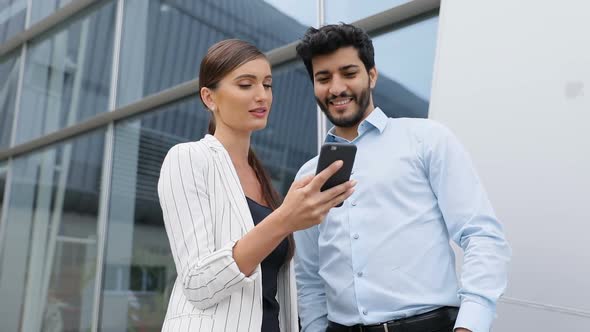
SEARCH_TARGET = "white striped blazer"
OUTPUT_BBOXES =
[157,134,298,332]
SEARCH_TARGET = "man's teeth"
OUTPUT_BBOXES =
[332,99,351,105]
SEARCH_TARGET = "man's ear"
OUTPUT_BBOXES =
[200,87,216,111]
[369,67,378,89]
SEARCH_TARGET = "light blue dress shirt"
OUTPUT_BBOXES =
[294,108,511,332]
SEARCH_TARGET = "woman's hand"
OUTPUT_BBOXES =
[275,160,356,233]
[233,160,355,276]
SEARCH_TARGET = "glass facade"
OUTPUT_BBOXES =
[0,0,75,44]
[0,0,26,44]
[14,1,116,144]
[100,98,203,331]
[0,129,105,332]
[0,1,439,330]
[117,0,312,107]
[372,16,439,118]
[264,0,316,28]
[0,50,19,148]
[30,0,73,25]
[325,0,412,24]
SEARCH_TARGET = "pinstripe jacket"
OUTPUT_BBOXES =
[157,135,298,331]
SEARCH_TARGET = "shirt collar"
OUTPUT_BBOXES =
[326,107,388,143]
[202,134,224,151]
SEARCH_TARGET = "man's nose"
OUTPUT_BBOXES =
[328,77,346,96]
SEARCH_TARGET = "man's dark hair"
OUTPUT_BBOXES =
[296,23,375,82]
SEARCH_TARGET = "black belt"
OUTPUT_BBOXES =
[327,306,459,332]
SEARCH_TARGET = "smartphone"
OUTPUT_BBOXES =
[315,143,357,207]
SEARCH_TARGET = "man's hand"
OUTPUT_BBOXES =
[455,328,472,332]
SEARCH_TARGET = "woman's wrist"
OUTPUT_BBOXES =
[267,207,293,237]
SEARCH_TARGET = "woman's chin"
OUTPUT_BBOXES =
[248,121,268,132]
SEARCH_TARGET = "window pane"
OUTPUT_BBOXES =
[100,98,203,331]
[264,0,316,28]
[0,51,19,148]
[325,0,411,24]
[14,1,116,144]
[117,0,313,107]
[30,0,73,25]
[372,16,439,118]
[0,0,27,44]
[0,0,76,44]
[0,129,105,332]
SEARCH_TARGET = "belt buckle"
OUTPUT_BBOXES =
[362,323,390,332]
[356,322,391,332]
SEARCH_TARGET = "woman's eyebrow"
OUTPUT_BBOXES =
[233,74,272,80]
[233,74,257,81]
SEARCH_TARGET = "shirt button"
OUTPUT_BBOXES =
[357,272,363,277]
[362,309,368,315]
[351,201,357,206]
[353,234,359,239]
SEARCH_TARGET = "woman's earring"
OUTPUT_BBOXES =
[210,106,216,112]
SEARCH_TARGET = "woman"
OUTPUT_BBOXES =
[157,39,355,332]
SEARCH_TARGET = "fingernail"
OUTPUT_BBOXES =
[351,180,358,186]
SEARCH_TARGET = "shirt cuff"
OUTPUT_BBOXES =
[183,240,261,287]
[454,300,495,332]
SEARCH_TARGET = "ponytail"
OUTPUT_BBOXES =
[208,116,215,135]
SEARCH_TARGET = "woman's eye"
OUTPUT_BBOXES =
[238,84,252,89]
[263,84,272,89]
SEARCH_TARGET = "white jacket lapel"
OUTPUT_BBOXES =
[202,135,254,234]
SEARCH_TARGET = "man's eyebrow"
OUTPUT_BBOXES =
[314,70,330,78]
[314,64,360,78]
[340,64,360,71]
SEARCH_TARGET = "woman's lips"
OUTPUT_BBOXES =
[249,108,267,118]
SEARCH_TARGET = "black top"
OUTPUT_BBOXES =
[246,197,289,332]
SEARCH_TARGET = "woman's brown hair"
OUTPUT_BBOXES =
[198,39,294,261]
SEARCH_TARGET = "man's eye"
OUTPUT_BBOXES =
[238,84,252,88]
[263,84,273,89]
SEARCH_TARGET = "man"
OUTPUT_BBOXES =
[293,23,511,332]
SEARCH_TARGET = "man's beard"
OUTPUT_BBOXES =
[316,84,371,128]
